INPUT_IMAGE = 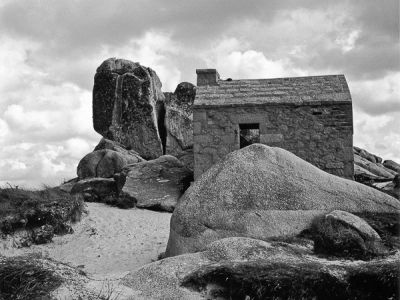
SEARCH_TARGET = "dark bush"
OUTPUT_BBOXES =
[182,261,348,300]
[182,259,400,300]
[353,212,400,250]
[347,260,400,300]
[309,216,388,260]
[0,186,84,244]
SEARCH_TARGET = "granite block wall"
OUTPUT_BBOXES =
[193,103,353,180]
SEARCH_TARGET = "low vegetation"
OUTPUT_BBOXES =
[354,212,400,250]
[0,186,85,245]
[182,259,400,300]
[0,255,63,300]
[308,216,388,260]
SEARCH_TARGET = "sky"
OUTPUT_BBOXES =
[0,0,399,188]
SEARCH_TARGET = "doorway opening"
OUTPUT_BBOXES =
[239,123,260,148]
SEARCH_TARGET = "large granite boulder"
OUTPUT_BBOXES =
[164,82,196,170]
[93,58,165,159]
[122,237,400,300]
[117,155,193,212]
[166,144,400,257]
[77,149,143,179]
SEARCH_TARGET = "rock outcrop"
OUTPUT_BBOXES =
[93,58,165,159]
[116,155,193,212]
[71,177,117,201]
[77,148,143,179]
[353,146,399,199]
[383,160,400,173]
[166,144,400,257]
[164,82,196,170]
[122,237,400,300]
[354,153,396,179]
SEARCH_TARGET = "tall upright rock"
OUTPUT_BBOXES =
[93,58,165,159]
[164,82,196,170]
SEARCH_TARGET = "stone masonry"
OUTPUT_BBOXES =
[193,69,354,180]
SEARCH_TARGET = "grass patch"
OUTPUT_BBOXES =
[0,186,85,241]
[182,259,400,300]
[308,216,389,260]
[353,212,400,250]
[0,255,63,300]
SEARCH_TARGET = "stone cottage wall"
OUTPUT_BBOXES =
[193,103,353,180]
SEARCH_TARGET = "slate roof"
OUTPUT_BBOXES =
[194,75,351,107]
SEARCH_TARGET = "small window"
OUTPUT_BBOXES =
[239,123,260,148]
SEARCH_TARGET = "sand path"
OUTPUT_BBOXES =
[1,203,171,279]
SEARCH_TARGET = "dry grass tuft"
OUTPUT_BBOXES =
[0,255,63,300]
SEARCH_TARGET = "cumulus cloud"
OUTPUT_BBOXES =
[351,72,400,115]
[0,0,398,187]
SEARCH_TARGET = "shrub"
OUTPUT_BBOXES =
[309,216,388,260]
[0,186,85,244]
[182,261,348,300]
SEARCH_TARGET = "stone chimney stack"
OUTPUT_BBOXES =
[196,69,220,86]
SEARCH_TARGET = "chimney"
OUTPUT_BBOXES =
[196,69,220,86]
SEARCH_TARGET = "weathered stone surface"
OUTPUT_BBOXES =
[194,73,353,180]
[326,210,381,241]
[59,178,79,193]
[123,237,400,300]
[77,149,142,179]
[164,82,196,170]
[166,144,400,257]
[93,58,165,159]
[354,154,396,179]
[354,146,382,163]
[94,138,144,158]
[194,103,354,180]
[70,178,117,202]
[354,164,381,181]
[118,155,193,212]
[376,175,400,199]
[383,160,400,173]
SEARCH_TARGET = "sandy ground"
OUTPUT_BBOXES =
[1,202,172,280]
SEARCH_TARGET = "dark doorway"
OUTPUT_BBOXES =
[239,123,260,148]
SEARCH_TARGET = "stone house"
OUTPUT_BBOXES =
[193,69,353,180]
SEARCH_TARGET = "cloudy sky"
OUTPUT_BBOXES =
[0,0,399,188]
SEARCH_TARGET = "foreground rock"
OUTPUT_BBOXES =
[117,156,193,212]
[122,237,400,300]
[166,144,400,257]
[93,58,165,159]
[164,82,196,170]
[311,210,388,259]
